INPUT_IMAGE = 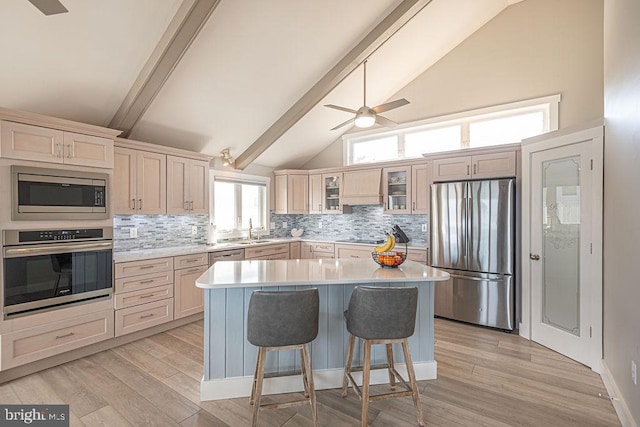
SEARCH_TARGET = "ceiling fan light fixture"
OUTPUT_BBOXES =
[354,114,375,128]
[220,148,234,167]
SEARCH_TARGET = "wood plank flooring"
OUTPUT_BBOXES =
[0,318,620,426]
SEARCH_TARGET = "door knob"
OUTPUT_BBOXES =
[530,253,540,260]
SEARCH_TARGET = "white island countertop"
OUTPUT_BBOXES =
[196,258,449,289]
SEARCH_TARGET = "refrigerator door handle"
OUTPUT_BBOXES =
[448,273,505,282]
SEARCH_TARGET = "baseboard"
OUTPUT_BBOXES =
[600,360,638,427]
[200,360,437,401]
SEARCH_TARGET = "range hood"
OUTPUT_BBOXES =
[341,168,382,205]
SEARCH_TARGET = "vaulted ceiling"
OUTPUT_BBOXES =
[0,0,521,170]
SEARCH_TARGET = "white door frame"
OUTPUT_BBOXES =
[521,124,603,372]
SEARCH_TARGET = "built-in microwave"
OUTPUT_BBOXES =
[12,166,108,220]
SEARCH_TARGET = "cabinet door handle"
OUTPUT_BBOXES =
[467,165,470,176]
[190,201,194,211]
[55,332,74,340]
[139,293,155,299]
[138,199,142,210]
[67,143,73,158]
[473,163,477,175]
[184,201,189,211]
[139,265,155,270]
[412,201,416,210]
[139,279,155,284]
[131,198,136,210]
[140,313,154,319]
[56,143,61,158]
[187,267,201,273]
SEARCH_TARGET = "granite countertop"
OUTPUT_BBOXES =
[196,258,449,289]
[113,237,428,263]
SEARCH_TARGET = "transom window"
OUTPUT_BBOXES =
[211,172,269,238]
[345,95,560,165]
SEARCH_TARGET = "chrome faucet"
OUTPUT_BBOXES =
[249,218,254,241]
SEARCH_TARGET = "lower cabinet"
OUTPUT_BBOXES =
[335,244,372,259]
[174,259,207,319]
[0,310,114,370]
[245,243,290,260]
[302,242,335,259]
[290,241,301,259]
[115,299,174,337]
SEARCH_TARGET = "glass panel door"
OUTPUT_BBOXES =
[542,157,581,335]
[322,174,341,214]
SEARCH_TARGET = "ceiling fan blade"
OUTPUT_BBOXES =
[372,98,409,114]
[331,117,355,131]
[324,104,358,114]
[375,115,398,128]
[28,0,68,15]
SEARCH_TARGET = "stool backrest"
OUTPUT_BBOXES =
[346,286,418,339]
[247,288,319,347]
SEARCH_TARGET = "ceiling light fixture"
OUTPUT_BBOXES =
[220,148,235,167]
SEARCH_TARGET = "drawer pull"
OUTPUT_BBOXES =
[140,313,154,319]
[139,265,155,270]
[139,293,155,299]
[55,332,75,340]
[185,258,199,263]
[187,268,201,273]
[139,279,155,284]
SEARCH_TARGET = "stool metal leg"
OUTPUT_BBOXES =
[300,347,310,398]
[386,343,396,391]
[342,334,355,398]
[251,347,267,427]
[301,343,319,427]
[402,339,425,427]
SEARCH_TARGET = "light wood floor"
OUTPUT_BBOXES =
[0,318,620,426]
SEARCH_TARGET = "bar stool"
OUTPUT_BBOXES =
[342,286,424,427]
[247,289,320,427]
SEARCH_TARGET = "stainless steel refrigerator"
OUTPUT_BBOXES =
[430,178,515,330]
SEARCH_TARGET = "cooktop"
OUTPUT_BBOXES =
[335,239,385,245]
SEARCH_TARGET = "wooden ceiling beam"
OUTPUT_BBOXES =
[233,0,432,170]
[109,0,221,136]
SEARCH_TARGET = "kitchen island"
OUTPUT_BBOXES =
[195,258,449,400]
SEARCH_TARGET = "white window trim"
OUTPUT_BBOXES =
[343,94,561,165]
[210,170,271,239]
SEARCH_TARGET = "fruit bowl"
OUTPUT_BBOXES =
[372,251,406,268]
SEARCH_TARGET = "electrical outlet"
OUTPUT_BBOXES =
[129,228,137,238]
[191,226,198,235]
[318,221,323,229]
[270,222,275,229]
[633,360,637,385]
[282,221,288,228]
[421,224,428,232]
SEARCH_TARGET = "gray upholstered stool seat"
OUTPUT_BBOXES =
[342,286,424,427]
[247,288,319,426]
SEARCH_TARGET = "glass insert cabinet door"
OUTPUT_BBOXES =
[383,166,411,214]
[322,173,341,214]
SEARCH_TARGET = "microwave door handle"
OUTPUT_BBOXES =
[3,242,113,258]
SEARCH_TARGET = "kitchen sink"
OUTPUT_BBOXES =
[235,240,274,245]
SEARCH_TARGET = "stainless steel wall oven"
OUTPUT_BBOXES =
[12,166,108,221]
[2,227,113,317]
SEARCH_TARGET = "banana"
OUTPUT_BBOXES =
[374,233,396,253]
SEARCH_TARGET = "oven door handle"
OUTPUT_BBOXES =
[3,242,113,258]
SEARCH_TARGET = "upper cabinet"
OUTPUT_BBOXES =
[411,163,432,215]
[166,156,209,215]
[433,151,517,181]
[274,171,308,214]
[114,147,166,215]
[383,166,411,214]
[308,173,323,214]
[322,172,342,214]
[0,120,114,168]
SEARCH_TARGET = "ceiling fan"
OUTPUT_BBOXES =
[325,60,409,131]
[28,0,68,16]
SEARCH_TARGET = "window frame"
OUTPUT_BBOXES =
[343,94,560,165]
[210,170,271,239]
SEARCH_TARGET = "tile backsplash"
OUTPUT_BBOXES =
[114,215,209,251]
[270,205,428,244]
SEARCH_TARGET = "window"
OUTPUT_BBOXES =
[344,94,560,165]
[212,172,269,237]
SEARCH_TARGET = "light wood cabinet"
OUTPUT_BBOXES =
[114,147,166,214]
[383,166,411,214]
[115,299,174,337]
[335,244,372,259]
[407,248,428,264]
[322,173,342,214]
[308,173,323,214]
[290,242,301,259]
[411,163,432,215]
[0,310,114,370]
[433,151,516,181]
[274,171,308,214]
[174,262,207,320]
[302,242,335,259]
[166,156,209,215]
[0,121,113,168]
[245,243,290,260]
